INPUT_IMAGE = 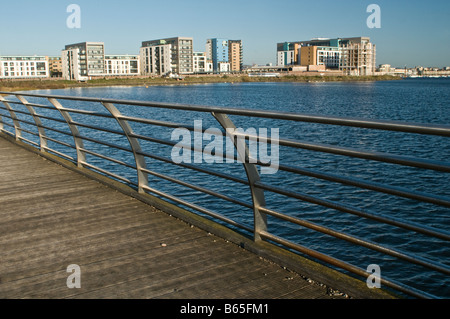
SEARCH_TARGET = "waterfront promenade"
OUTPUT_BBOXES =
[0,136,350,299]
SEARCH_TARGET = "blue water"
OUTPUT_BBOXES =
[8,78,450,298]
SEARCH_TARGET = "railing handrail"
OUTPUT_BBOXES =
[0,90,449,299]
[4,91,450,136]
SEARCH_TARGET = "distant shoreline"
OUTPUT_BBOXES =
[0,74,403,93]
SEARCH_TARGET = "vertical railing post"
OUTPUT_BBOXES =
[15,95,48,152]
[212,112,267,242]
[101,102,149,193]
[48,98,86,168]
[0,95,4,132]
[0,95,22,141]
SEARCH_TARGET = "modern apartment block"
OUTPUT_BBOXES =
[206,38,243,73]
[139,41,172,76]
[339,37,376,76]
[193,52,213,74]
[47,56,62,77]
[228,40,243,72]
[277,42,301,66]
[105,55,140,76]
[62,42,105,81]
[207,38,228,73]
[277,37,376,75]
[0,56,49,79]
[141,37,193,75]
[299,46,341,69]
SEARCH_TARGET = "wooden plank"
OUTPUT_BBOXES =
[0,137,341,299]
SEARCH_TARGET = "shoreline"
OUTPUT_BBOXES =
[0,74,403,93]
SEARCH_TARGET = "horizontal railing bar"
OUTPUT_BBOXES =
[70,121,126,136]
[277,163,450,208]
[120,115,197,131]
[259,206,450,275]
[135,149,249,185]
[0,112,14,121]
[81,161,137,186]
[6,92,450,137]
[43,136,76,149]
[18,136,39,147]
[233,131,450,173]
[0,99,56,111]
[0,111,22,123]
[78,135,134,153]
[141,184,252,233]
[0,121,15,129]
[254,181,450,241]
[258,230,437,299]
[18,127,39,137]
[81,148,137,169]
[3,106,220,137]
[0,105,35,118]
[140,167,253,209]
[60,107,114,118]
[37,124,73,137]
[121,115,226,136]
[9,117,40,129]
[0,128,15,136]
[42,146,76,162]
[129,132,185,148]
[130,132,241,163]
[34,113,68,124]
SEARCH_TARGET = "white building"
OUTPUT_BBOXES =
[105,55,140,76]
[141,37,193,75]
[62,48,84,81]
[277,50,295,66]
[193,52,213,73]
[0,56,49,79]
[62,42,105,81]
[218,61,231,73]
[140,43,172,76]
[316,47,341,69]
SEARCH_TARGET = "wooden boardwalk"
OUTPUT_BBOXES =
[0,136,346,299]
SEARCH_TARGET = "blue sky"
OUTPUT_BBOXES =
[0,0,449,67]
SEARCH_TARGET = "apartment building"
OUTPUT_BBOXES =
[47,56,62,77]
[0,56,49,79]
[300,46,341,69]
[228,40,243,72]
[276,42,300,66]
[277,48,296,66]
[140,41,172,76]
[277,37,376,75]
[208,38,228,73]
[206,38,243,73]
[105,55,140,76]
[141,37,193,75]
[62,42,105,81]
[339,37,376,75]
[193,52,213,74]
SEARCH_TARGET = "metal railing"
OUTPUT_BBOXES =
[1,90,449,299]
